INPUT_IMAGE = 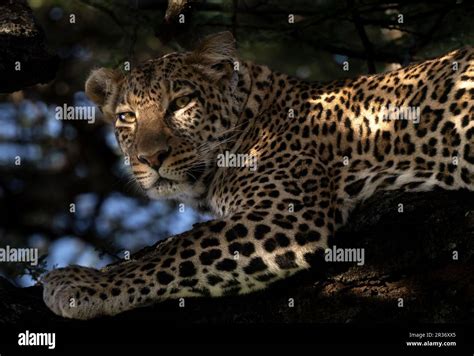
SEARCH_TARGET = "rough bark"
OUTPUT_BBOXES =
[0,0,59,93]
[1,189,473,326]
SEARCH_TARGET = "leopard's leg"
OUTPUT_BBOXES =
[42,208,331,319]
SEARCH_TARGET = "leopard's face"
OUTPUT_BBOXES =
[113,56,237,200]
[85,33,241,201]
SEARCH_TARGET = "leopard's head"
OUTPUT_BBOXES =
[85,32,246,202]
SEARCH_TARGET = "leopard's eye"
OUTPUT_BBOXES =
[116,112,136,123]
[174,96,191,109]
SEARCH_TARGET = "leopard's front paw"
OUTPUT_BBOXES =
[42,266,108,320]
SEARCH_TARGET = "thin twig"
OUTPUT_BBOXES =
[348,0,376,73]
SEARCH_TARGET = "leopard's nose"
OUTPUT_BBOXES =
[137,147,171,169]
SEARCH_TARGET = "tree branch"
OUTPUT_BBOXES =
[348,0,376,73]
[1,189,473,326]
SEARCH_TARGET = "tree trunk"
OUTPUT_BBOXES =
[0,0,59,93]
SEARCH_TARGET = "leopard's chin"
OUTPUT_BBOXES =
[145,164,209,202]
[146,177,183,200]
[154,177,175,187]
[146,177,207,205]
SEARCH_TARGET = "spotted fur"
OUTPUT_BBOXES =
[42,32,474,319]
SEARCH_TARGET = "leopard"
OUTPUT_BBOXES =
[42,32,474,319]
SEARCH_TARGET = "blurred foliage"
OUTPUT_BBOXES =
[0,0,473,286]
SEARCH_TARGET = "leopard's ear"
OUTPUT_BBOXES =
[187,32,237,82]
[85,68,124,121]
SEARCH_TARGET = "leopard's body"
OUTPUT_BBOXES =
[43,32,474,319]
